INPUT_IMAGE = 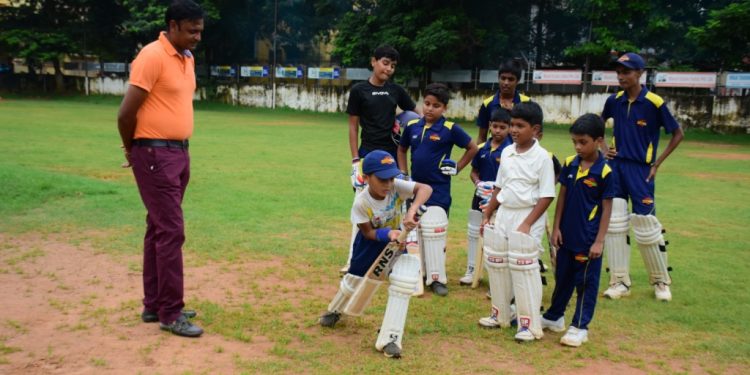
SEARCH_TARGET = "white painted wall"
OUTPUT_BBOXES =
[88,77,748,131]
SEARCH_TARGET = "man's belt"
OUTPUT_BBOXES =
[133,139,189,149]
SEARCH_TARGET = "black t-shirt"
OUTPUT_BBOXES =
[346,80,416,152]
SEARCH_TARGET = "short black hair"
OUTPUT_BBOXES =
[511,101,543,130]
[373,45,400,62]
[569,113,605,139]
[490,108,511,124]
[424,82,451,105]
[498,59,523,80]
[165,0,204,26]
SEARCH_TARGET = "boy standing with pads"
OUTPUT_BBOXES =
[541,114,616,347]
[397,83,478,296]
[600,53,684,302]
[478,101,555,342]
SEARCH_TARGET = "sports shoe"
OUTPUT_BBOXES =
[654,282,672,302]
[478,315,500,328]
[430,282,448,296]
[541,315,566,332]
[159,315,203,338]
[459,272,474,285]
[319,311,341,328]
[514,328,536,342]
[141,309,197,323]
[382,342,401,358]
[560,326,588,347]
[603,282,631,299]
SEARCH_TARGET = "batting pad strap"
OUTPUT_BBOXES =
[484,246,509,270]
[608,198,630,234]
[375,228,392,243]
[327,274,363,313]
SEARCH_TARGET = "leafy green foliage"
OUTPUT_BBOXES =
[688,0,750,69]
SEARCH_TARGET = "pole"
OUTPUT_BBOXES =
[84,30,89,96]
[272,0,278,109]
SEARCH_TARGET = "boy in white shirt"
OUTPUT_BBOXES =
[478,101,556,342]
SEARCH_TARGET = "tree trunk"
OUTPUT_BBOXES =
[52,58,64,93]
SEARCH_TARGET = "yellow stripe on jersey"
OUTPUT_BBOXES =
[646,142,653,164]
[519,94,531,102]
[407,118,420,126]
[645,92,665,108]
[588,205,598,221]
[483,94,496,107]
[444,121,455,130]
[602,163,612,178]
[576,165,590,181]
[616,91,625,99]
[565,155,576,167]
[478,142,487,148]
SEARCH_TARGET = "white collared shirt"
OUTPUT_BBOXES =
[495,139,556,208]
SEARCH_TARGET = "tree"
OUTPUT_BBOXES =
[688,0,750,70]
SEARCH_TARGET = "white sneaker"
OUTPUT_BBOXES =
[459,269,474,285]
[478,315,500,328]
[603,282,630,299]
[654,282,672,302]
[514,328,537,342]
[560,326,588,347]
[541,316,566,332]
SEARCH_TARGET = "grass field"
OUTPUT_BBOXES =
[1,96,749,373]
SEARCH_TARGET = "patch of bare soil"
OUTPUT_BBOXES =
[0,233,276,374]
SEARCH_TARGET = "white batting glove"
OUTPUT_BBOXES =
[475,181,494,200]
[439,159,457,176]
[351,161,365,189]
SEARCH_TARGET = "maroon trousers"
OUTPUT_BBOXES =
[131,144,190,324]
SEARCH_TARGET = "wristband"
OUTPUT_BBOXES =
[352,157,360,163]
[375,228,392,242]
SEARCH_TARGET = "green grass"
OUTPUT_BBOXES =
[1,96,749,373]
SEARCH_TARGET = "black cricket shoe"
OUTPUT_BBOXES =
[142,309,197,323]
[382,342,401,358]
[319,311,341,328]
[159,314,203,338]
[430,282,448,296]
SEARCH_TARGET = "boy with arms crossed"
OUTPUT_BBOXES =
[343,45,418,274]
[319,150,432,359]
[397,83,478,296]
[478,101,555,342]
[601,53,684,302]
[476,60,530,144]
[541,114,616,347]
[461,109,512,285]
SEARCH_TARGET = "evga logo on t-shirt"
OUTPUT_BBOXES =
[372,91,390,96]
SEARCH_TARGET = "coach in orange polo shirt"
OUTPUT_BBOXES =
[117,0,204,338]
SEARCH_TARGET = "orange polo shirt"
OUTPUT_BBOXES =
[129,32,195,141]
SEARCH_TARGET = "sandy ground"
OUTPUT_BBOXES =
[0,233,737,374]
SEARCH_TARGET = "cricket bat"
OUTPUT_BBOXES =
[343,205,427,316]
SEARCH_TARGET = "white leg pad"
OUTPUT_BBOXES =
[375,254,421,351]
[631,214,671,285]
[328,274,363,313]
[419,206,449,286]
[465,210,483,274]
[605,198,632,287]
[508,231,543,339]
[483,225,514,327]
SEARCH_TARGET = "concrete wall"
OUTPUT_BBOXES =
[88,77,749,133]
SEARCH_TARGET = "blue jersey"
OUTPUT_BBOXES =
[476,90,530,129]
[558,153,617,252]
[472,137,512,181]
[602,86,680,165]
[401,116,472,210]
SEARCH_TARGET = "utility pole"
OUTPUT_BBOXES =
[272,0,278,109]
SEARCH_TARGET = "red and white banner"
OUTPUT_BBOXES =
[654,72,716,88]
[591,70,647,86]
[532,70,582,85]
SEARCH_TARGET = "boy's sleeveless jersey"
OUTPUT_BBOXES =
[558,153,617,252]
[601,86,679,165]
[400,117,472,185]
[347,81,416,151]
[476,90,530,129]
[472,137,512,181]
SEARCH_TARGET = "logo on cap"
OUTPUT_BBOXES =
[380,156,395,165]
[618,55,630,62]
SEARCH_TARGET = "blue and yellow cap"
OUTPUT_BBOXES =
[614,53,646,70]
[362,150,401,179]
